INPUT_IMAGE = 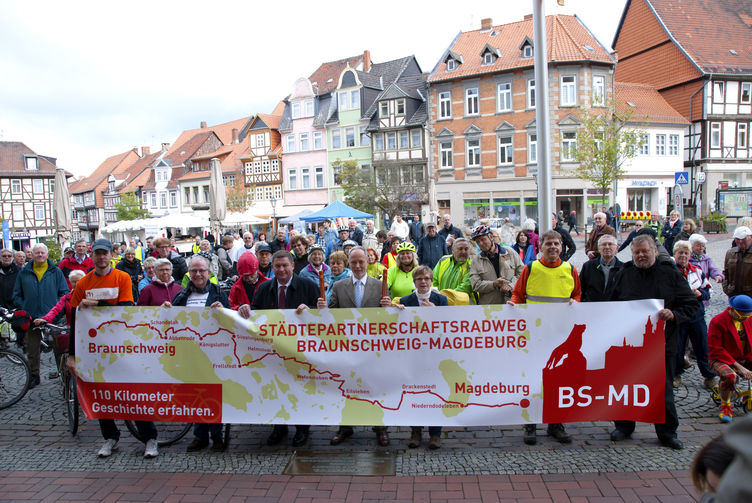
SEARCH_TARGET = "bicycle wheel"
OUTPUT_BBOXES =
[125,420,193,447]
[63,372,79,435]
[0,348,31,409]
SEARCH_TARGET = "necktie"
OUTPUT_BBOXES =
[278,285,286,309]
[354,280,363,308]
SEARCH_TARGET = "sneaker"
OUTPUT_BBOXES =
[408,428,422,448]
[428,435,441,450]
[719,403,733,423]
[547,423,572,444]
[144,439,158,458]
[704,377,718,390]
[97,438,118,457]
[672,375,681,388]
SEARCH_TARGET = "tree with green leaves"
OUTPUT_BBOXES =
[570,101,645,208]
[225,183,253,213]
[335,159,428,221]
[116,192,150,220]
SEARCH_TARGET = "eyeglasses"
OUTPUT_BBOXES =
[157,245,170,249]
[189,269,208,274]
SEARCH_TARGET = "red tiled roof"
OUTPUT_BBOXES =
[167,116,250,156]
[309,54,365,95]
[615,82,690,125]
[253,114,281,131]
[429,15,614,83]
[643,0,752,74]
[0,141,61,176]
[115,151,162,194]
[70,149,140,194]
[178,142,248,181]
[165,132,214,166]
[271,101,286,116]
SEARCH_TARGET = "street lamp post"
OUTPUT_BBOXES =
[270,197,277,235]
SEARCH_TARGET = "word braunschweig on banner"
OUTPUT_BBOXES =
[74,301,665,426]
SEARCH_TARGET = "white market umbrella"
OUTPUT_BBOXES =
[53,168,72,245]
[209,158,227,238]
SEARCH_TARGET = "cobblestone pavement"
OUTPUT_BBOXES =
[0,231,739,501]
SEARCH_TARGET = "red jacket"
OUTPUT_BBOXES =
[58,255,94,287]
[42,291,73,325]
[229,274,269,310]
[708,309,752,366]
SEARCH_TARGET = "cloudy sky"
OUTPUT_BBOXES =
[0,0,627,178]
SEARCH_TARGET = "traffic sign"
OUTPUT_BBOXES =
[697,172,706,183]
[674,172,689,185]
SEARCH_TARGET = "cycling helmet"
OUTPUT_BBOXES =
[343,240,357,247]
[236,251,259,276]
[337,226,349,233]
[471,225,492,240]
[396,242,416,254]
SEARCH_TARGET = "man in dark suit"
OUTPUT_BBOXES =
[251,250,320,447]
[317,246,392,446]
[409,215,425,244]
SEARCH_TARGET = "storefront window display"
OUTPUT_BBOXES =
[464,199,490,228]
[493,198,521,225]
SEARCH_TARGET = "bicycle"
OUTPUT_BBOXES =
[711,377,752,414]
[0,307,32,409]
[38,320,79,435]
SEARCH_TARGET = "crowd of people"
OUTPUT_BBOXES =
[1,209,750,466]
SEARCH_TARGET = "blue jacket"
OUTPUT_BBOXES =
[12,259,69,319]
[417,234,448,269]
[399,291,449,307]
[171,282,229,308]
[299,263,331,289]
[512,243,536,265]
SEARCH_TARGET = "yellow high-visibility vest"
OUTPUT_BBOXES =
[526,260,574,304]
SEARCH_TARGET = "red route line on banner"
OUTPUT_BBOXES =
[90,320,523,411]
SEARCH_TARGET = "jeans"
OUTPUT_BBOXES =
[675,319,714,379]
[194,423,223,442]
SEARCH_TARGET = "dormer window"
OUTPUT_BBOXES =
[379,102,389,118]
[24,156,38,171]
[483,52,495,65]
[447,59,457,71]
[396,99,406,116]
[480,44,500,66]
[523,45,533,58]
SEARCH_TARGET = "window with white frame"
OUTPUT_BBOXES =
[465,88,479,115]
[184,188,190,204]
[466,138,481,167]
[11,179,21,194]
[315,166,324,188]
[498,136,513,164]
[262,160,270,173]
[440,141,453,168]
[288,168,297,190]
[710,122,721,148]
[374,133,384,151]
[527,79,535,108]
[561,75,576,106]
[669,134,680,155]
[292,102,301,119]
[253,160,262,174]
[345,127,356,147]
[13,204,23,221]
[639,134,649,155]
[255,134,265,148]
[523,45,533,58]
[151,193,157,207]
[338,91,348,110]
[350,89,360,109]
[593,75,605,106]
[25,156,38,170]
[286,135,295,153]
[713,82,725,103]
[738,123,748,149]
[497,82,512,112]
[360,126,370,146]
[313,131,323,149]
[655,134,666,155]
[411,129,422,148]
[399,131,409,149]
[528,133,537,163]
[271,159,279,172]
[304,99,314,116]
[299,133,309,151]
[562,131,577,161]
[332,164,342,185]
[339,89,360,110]
[160,192,167,208]
[396,99,405,116]
[742,83,751,105]
[50,179,54,193]
[32,179,43,193]
[483,52,494,65]
[298,167,309,189]
[379,102,389,118]
[331,129,341,148]
[594,131,604,151]
[244,162,252,175]
[203,186,209,202]
[386,132,396,150]
[34,204,44,220]
[273,185,281,199]
[438,91,451,119]
[256,186,263,200]
[264,186,273,200]
[170,191,177,207]
[446,59,457,71]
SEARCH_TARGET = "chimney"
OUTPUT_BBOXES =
[481,18,492,30]
[231,128,239,144]
[161,142,170,152]
[363,50,371,72]
[524,14,533,21]
[141,146,150,157]
[200,121,207,129]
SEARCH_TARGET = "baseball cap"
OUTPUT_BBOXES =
[425,221,437,228]
[91,238,113,252]
[733,226,752,240]
[255,243,272,254]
